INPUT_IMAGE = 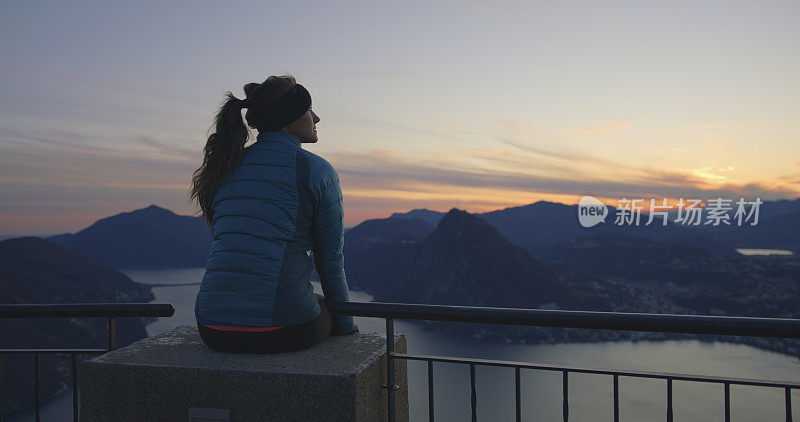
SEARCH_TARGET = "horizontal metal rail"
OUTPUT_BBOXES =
[0,349,108,354]
[329,301,800,422]
[0,303,174,422]
[393,352,800,389]
[0,303,175,318]
[330,301,800,338]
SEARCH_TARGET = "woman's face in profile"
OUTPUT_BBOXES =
[285,106,320,143]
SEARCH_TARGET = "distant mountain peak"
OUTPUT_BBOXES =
[46,204,210,269]
[532,200,569,208]
[437,208,483,227]
[345,217,434,243]
[89,205,179,224]
[396,207,434,213]
[389,208,446,227]
[381,207,572,308]
[429,208,515,248]
[390,208,440,217]
[445,207,468,215]
[135,204,174,215]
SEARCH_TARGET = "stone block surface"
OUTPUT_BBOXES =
[79,324,408,422]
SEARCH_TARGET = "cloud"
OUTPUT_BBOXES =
[496,119,536,133]
[701,138,736,156]
[336,114,486,145]
[301,70,411,78]
[531,65,555,76]
[0,181,199,235]
[499,138,597,163]
[0,62,209,105]
[777,176,800,184]
[691,167,728,182]
[135,136,172,150]
[45,127,84,140]
[328,145,799,207]
[0,126,86,149]
[431,112,486,136]
[0,125,203,221]
[3,122,797,234]
[0,137,203,234]
[496,137,655,182]
[0,126,200,162]
[566,120,641,136]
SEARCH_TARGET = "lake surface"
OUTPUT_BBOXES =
[736,248,795,256]
[12,267,800,421]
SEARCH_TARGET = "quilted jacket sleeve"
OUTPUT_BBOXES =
[312,171,355,334]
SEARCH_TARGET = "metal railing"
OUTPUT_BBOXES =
[2,302,798,421]
[329,301,800,422]
[0,303,175,422]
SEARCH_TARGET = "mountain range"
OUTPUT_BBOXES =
[349,207,799,353]
[48,205,211,269]
[25,198,798,271]
[392,199,800,257]
[0,236,154,419]
[350,206,800,316]
[2,196,798,411]
[351,209,600,309]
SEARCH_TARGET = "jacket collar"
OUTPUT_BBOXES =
[256,131,301,148]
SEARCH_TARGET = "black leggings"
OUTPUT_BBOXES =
[198,293,332,354]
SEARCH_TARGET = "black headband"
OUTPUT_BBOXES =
[262,84,312,131]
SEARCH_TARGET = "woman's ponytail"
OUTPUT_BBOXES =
[190,92,249,228]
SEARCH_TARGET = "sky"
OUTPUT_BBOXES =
[1,0,799,235]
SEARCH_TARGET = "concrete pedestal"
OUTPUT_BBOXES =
[79,325,408,421]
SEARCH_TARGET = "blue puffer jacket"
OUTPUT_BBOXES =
[194,131,354,334]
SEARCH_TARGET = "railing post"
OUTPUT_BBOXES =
[34,353,40,422]
[470,363,477,422]
[786,387,793,422]
[386,317,396,422]
[515,367,521,422]
[562,370,569,422]
[667,378,673,422]
[428,360,435,422]
[108,317,116,351]
[613,374,619,422]
[724,382,730,422]
[0,352,3,422]
[73,353,79,422]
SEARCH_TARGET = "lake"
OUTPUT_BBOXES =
[736,248,795,256]
[12,267,800,421]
